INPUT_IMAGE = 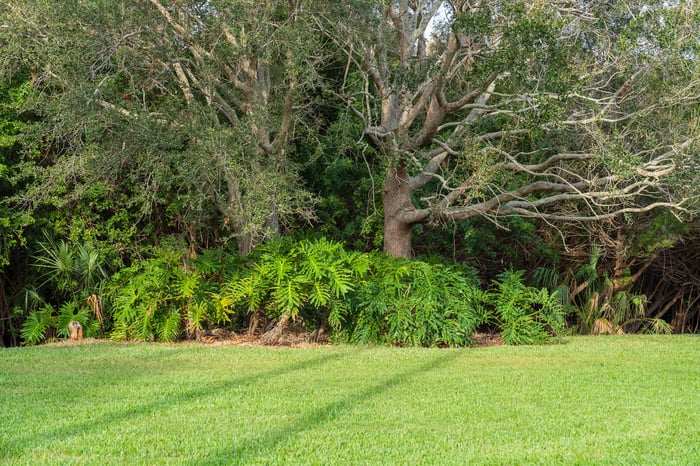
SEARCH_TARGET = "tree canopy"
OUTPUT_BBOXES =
[319,0,699,256]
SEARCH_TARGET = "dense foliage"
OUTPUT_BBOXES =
[1,0,698,346]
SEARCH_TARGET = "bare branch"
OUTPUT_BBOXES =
[172,62,194,105]
[503,151,594,173]
[408,151,449,190]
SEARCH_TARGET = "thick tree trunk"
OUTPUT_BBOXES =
[383,163,415,258]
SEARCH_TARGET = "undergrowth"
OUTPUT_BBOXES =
[24,237,574,346]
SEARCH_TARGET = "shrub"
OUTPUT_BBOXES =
[488,270,566,345]
[221,237,368,342]
[107,246,238,342]
[20,236,107,345]
[341,256,488,347]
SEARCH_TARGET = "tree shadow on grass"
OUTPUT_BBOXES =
[195,350,461,464]
[1,349,352,460]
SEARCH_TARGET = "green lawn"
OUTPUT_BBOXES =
[1,336,699,465]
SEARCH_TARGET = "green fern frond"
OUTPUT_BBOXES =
[328,265,353,297]
[187,301,209,332]
[273,277,305,316]
[308,281,331,307]
[174,272,199,300]
[224,274,265,313]
[347,251,371,276]
[134,304,156,341]
[327,301,349,331]
[110,320,131,341]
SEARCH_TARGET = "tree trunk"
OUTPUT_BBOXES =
[0,280,8,347]
[247,309,263,338]
[237,231,254,256]
[383,163,415,258]
[261,314,290,345]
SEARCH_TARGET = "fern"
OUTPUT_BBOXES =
[308,281,331,308]
[108,247,207,342]
[158,308,182,341]
[186,301,209,333]
[327,300,350,332]
[348,256,485,347]
[20,297,99,345]
[221,237,369,335]
[273,277,305,316]
[191,247,243,277]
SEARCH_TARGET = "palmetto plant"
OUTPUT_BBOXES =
[20,235,108,344]
[33,235,106,296]
[532,247,672,335]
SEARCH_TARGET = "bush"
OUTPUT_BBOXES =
[221,237,369,341]
[488,270,566,345]
[20,236,107,345]
[340,256,488,347]
[107,246,240,342]
[103,239,568,347]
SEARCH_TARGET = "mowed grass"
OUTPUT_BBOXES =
[1,336,699,465]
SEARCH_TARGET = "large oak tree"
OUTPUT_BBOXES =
[321,0,699,257]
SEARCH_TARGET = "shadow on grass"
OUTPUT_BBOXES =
[1,348,352,460]
[195,350,460,464]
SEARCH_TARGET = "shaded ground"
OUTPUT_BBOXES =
[45,330,504,348]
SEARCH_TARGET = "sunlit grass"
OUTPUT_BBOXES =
[1,336,699,464]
